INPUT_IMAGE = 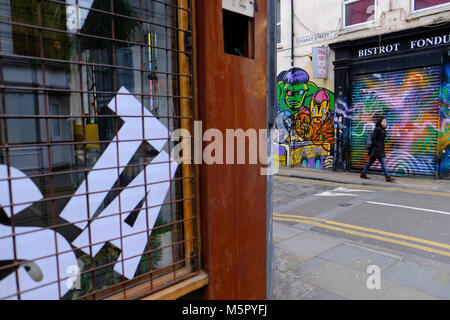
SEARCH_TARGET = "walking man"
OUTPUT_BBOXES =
[360,117,396,183]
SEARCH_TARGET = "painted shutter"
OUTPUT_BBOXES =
[350,66,441,176]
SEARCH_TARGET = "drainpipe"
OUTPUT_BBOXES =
[291,0,294,67]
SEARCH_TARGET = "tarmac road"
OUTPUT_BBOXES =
[272,170,450,300]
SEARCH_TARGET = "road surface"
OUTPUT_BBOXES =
[272,175,450,299]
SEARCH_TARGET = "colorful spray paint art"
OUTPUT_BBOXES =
[440,61,450,177]
[349,66,443,177]
[274,65,450,178]
[273,68,335,169]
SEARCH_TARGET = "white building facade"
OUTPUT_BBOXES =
[277,0,450,89]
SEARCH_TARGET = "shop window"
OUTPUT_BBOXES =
[412,0,450,11]
[344,0,376,27]
[0,0,199,300]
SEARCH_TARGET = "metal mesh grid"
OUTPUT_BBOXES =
[0,0,198,300]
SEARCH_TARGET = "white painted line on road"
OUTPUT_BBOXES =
[334,187,375,193]
[314,187,375,197]
[314,191,359,197]
[366,201,450,216]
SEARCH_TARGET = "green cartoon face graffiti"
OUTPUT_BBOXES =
[277,68,312,116]
[277,81,309,115]
[274,68,336,170]
[284,83,309,110]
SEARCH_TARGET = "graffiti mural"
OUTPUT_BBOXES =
[273,66,449,178]
[350,66,442,176]
[440,60,450,177]
[273,68,335,169]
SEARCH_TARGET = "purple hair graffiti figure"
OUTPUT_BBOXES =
[273,67,336,169]
[275,68,310,143]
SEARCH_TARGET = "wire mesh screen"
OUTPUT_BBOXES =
[0,0,198,300]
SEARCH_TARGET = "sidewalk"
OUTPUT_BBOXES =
[276,166,450,194]
[273,220,449,300]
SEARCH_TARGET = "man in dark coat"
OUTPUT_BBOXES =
[360,117,396,182]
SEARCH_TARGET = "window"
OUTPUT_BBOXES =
[51,104,61,138]
[412,0,450,11]
[223,9,255,58]
[276,0,281,44]
[0,0,199,300]
[344,0,376,27]
[2,92,38,145]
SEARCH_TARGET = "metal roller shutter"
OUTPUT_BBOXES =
[350,66,441,176]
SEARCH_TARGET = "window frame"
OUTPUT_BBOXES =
[410,0,450,13]
[343,0,378,29]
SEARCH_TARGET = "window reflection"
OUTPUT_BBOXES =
[0,0,187,300]
[414,0,450,11]
[344,0,375,27]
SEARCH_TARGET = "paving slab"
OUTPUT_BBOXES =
[379,283,441,300]
[320,243,400,272]
[382,261,450,299]
[300,287,346,300]
[275,231,345,264]
[403,253,450,276]
[273,271,316,300]
[301,261,395,300]
[287,257,328,279]
[275,253,302,273]
[273,221,305,243]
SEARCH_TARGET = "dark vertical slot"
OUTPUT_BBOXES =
[222,9,254,58]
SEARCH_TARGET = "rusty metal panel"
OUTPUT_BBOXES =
[195,0,268,299]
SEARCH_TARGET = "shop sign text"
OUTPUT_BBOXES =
[357,34,450,58]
